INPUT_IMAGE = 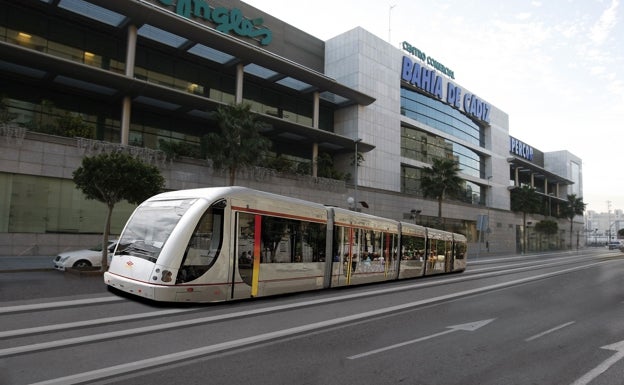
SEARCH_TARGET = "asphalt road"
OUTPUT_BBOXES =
[0,270,106,302]
[1,249,624,385]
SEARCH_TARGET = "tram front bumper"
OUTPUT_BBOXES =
[104,272,157,300]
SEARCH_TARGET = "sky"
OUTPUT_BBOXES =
[244,0,624,214]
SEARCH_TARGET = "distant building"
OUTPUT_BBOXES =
[585,209,623,245]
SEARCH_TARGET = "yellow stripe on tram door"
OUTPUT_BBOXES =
[251,215,261,297]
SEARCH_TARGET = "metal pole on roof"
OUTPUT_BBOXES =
[388,4,397,43]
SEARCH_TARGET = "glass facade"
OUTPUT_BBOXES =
[0,173,136,234]
[0,2,343,238]
[400,164,483,206]
[401,126,483,178]
[400,87,484,147]
[399,85,486,208]
[0,2,334,154]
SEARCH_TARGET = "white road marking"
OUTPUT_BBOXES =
[0,296,122,315]
[570,340,624,385]
[24,262,608,385]
[1,261,609,359]
[347,319,495,359]
[525,321,575,342]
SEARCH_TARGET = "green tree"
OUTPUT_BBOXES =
[73,152,165,271]
[534,219,558,250]
[201,103,271,185]
[56,112,95,138]
[0,96,17,124]
[158,139,202,160]
[266,154,294,173]
[420,158,463,228]
[561,194,586,249]
[534,219,558,235]
[510,185,541,253]
[316,152,347,180]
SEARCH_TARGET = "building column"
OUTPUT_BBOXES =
[313,91,319,128]
[121,97,131,145]
[312,92,320,177]
[120,24,137,145]
[312,143,318,177]
[235,63,244,104]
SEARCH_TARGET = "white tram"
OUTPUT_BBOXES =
[104,187,467,302]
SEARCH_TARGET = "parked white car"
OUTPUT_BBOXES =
[53,240,117,271]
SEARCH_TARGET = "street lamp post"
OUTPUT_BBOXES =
[486,176,492,251]
[410,209,421,225]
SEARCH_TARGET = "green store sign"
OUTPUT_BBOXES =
[156,0,272,45]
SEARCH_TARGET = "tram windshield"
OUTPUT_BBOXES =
[115,199,197,263]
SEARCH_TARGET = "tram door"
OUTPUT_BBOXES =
[233,212,260,299]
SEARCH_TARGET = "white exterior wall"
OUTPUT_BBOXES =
[544,150,583,198]
[325,27,403,192]
[488,109,512,211]
[325,27,512,211]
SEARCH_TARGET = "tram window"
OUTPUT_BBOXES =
[334,225,398,273]
[176,209,223,284]
[402,235,426,260]
[237,212,255,286]
[430,239,449,256]
[259,215,326,263]
[116,199,197,262]
[455,242,467,259]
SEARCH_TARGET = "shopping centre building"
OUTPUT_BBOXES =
[0,0,583,256]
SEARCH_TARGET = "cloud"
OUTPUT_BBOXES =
[515,12,532,21]
[590,0,620,45]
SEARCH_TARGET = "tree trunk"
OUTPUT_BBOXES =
[228,166,236,186]
[101,204,114,271]
[523,211,527,254]
[437,197,443,227]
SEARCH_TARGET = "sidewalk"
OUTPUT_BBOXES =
[0,256,54,272]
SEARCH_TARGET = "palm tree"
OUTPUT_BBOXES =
[420,158,463,228]
[201,103,271,185]
[562,194,586,249]
[510,185,541,253]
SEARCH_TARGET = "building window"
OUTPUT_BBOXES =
[400,87,484,147]
[1,4,126,74]
[400,164,484,206]
[401,126,483,178]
